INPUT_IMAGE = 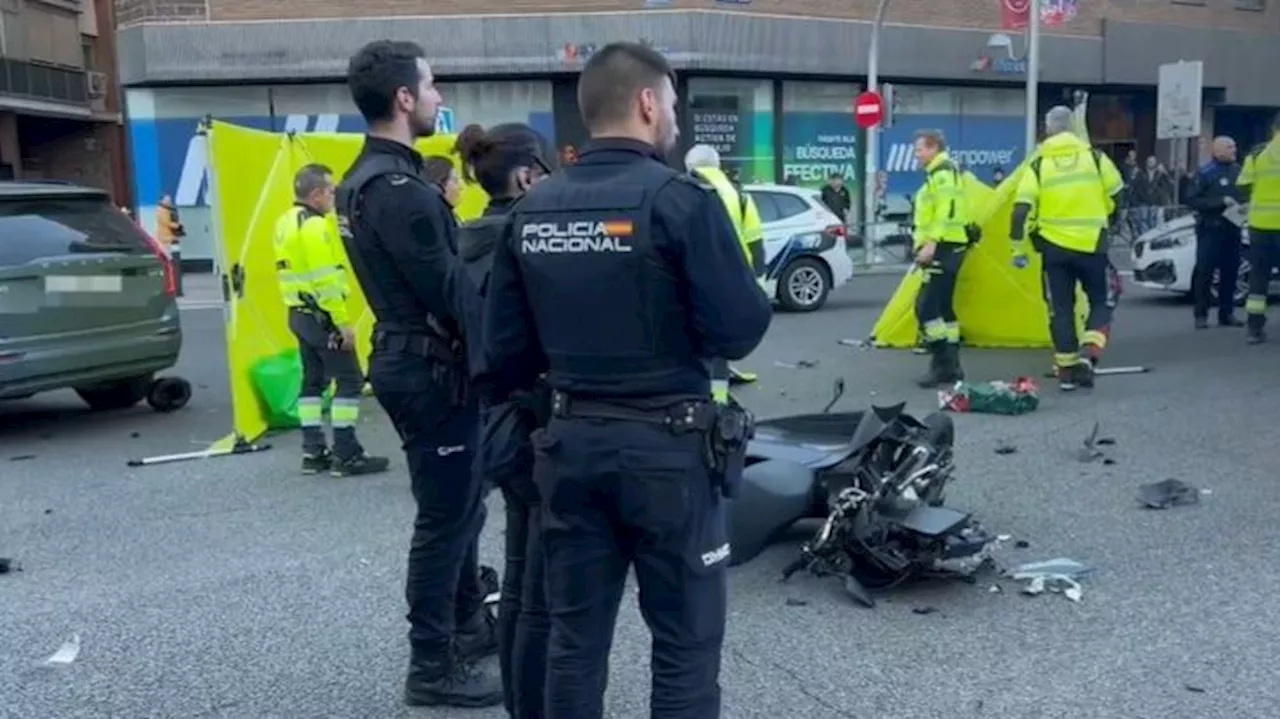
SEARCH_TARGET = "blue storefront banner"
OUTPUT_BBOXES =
[131,110,556,208]
[877,114,1025,199]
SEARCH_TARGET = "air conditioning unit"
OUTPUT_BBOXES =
[87,71,107,99]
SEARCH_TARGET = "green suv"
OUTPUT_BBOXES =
[0,182,182,410]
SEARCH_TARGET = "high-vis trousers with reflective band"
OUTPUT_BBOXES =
[1245,229,1280,333]
[1038,240,1113,368]
[289,309,365,460]
[918,244,967,345]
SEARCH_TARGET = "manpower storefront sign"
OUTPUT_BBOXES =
[878,114,1025,197]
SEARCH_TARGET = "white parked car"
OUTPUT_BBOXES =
[743,184,855,312]
[1129,214,1278,304]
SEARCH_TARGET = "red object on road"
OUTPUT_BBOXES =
[853,91,884,130]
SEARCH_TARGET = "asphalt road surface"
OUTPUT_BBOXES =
[5,275,1279,719]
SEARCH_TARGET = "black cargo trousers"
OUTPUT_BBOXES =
[1035,236,1114,366]
[533,403,730,719]
[367,335,487,669]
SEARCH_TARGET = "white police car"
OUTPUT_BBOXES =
[744,184,855,312]
[1130,213,1277,304]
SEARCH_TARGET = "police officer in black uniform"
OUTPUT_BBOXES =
[479,42,772,719]
[454,121,556,718]
[335,40,501,708]
[1187,135,1245,329]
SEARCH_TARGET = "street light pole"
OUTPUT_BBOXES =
[1024,0,1041,155]
[864,0,891,236]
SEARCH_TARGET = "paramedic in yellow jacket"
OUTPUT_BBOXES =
[1010,106,1124,392]
[910,129,973,387]
[685,143,765,395]
[274,163,388,477]
[1238,113,1280,345]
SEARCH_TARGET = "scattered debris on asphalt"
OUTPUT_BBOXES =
[0,557,15,575]
[1078,422,1119,463]
[911,606,939,615]
[1138,479,1203,509]
[994,442,1018,455]
[940,378,1039,415]
[44,635,81,666]
[774,359,819,370]
[1184,684,1207,694]
[130,432,141,439]
[1015,540,1030,549]
[9,455,36,462]
[1008,558,1091,602]
[838,338,871,349]
[785,597,809,607]
[988,584,1003,593]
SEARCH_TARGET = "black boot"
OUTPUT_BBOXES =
[915,343,947,388]
[1219,314,1243,327]
[456,605,499,660]
[404,653,504,708]
[939,342,965,384]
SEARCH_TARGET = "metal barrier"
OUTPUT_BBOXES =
[847,217,916,273]
[1112,204,1193,247]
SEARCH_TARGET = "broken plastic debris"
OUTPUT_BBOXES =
[9,454,36,462]
[1014,540,1030,549]
[44,635,81,665]
[0,557,14,574]
[911,606,938,615]
[1184,684,1207,694]
[994,442,1018,455]
[1009,558,1091,601]
[1009,558,1092,580]
[838,338,870,349]
[996,534,1013,543]
[785,597,808,607]
[1137,479,1201,509]
[774,359,819,370]
[988,584,1002,593]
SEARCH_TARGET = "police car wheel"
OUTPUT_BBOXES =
[776,257,831,312]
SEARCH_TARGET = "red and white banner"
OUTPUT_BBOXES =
[1001,0,1079,30]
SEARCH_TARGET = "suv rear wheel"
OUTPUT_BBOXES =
[76,375,152,411]
[776,257,831,312]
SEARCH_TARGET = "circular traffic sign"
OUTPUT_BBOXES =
[854,91,884,130]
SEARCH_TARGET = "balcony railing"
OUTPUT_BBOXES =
[0,58,89,106]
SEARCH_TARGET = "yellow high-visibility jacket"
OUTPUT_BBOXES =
[273,204,351,326]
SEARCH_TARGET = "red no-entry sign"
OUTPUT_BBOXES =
[854,91,885,130]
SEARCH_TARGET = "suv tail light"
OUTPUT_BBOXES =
[134,221,177,297]
[823,224,849,247]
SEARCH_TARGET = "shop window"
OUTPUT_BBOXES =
[780,81,860,189]
[687,77,775,184]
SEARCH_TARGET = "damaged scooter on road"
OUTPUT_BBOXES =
[729,380,997,607]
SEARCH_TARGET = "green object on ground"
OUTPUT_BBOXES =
[939,378,1040,416]
[248,349,334,430]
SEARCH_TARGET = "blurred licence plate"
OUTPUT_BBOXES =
[44,275,123,293]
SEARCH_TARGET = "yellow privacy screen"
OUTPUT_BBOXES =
[871,168,1088,349]
[206,120,487,446]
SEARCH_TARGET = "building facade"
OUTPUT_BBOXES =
[115,0,1280,266]
[1,0,127,200]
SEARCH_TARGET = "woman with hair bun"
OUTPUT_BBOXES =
[453,121,555,719]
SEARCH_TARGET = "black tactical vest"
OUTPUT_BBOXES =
[335,150,456,339]
[508,160,694,390]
